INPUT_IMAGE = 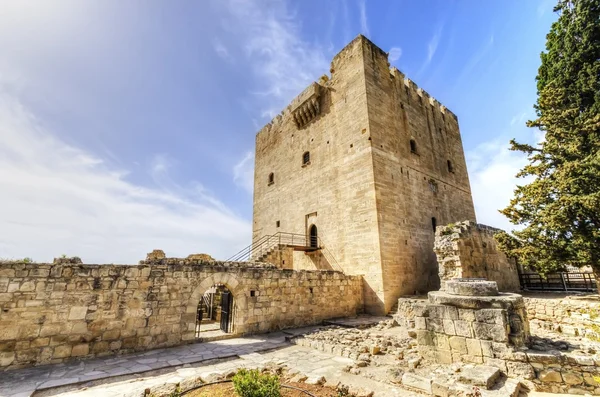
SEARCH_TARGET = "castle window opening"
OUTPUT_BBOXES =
[268,172,274,185]
[447,160,454,173]
[309,225,318,248]
[250,290,255,297]
[410,139,417,154]
[302,151,310,166]
[431,217,437,232]
[276,220,280,228]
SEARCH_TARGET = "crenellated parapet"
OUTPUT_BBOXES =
[389,66,458,122]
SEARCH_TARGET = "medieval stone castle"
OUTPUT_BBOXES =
[252,35,476,315]
[4,37,599,397]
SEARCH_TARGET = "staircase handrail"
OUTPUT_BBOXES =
[226,232,308,262]
[226,234,272,262]
[226,231,343,272]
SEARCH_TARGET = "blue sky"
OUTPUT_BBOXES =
[0,0,557,263]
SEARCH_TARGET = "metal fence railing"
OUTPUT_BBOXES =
[225,231,344,272]
[519,272,597,292]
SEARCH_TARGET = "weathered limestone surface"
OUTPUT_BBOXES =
[435,221,520,292]
[445,279,499,296]
[253,35,476,315]
[399,289,600,394]
[414,293,530,365]
[524,294,600,339]
[0,259,363,369]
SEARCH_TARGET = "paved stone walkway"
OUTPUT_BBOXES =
[39,345,417,397]
[0,332,290,397]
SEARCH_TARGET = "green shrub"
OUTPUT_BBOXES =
[232,369,281,397]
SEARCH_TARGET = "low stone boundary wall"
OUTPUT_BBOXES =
[524,294,600,339]
[525,351,600,394]
[393,296,426,328]
[397,294,600,394]
[0,260,363,369]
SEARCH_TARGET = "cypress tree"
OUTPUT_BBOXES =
[497,0,600,282]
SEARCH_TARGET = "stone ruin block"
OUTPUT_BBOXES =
[146,249,166,260]
[412,278,530,366]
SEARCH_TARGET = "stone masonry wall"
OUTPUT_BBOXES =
[435,221,521,292]
[252,35,477,315]
[404,296,600,394]
[252,35,385,314]
[363,37,477,309]
[524,294,600,340]
[0,260,363,369]
[413,303,521,366]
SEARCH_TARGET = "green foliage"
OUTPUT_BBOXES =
[60,254,67,258]
[441,225,455,236]
[22,257,33,263]
[168,384,181,397]
[232,369,281,397]
[500,0,600,276]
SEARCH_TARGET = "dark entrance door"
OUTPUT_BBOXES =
[309,225,318,248]
[220,291,232,333]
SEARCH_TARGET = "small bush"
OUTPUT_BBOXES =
[232,369,281,397]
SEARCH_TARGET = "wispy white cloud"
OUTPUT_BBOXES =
[358,0,370,37]
[217,0,329,118]
[388,47,402,62]
[467,140,527,231]
[418,24,444,75]
[453,34,495,90]
[467,130,544,232]
[213,38,234,63]
[0,90,251,263]
[340,0,352,45]
[427,29,442,63]
[510,112,528,127]
[233,151,255,194]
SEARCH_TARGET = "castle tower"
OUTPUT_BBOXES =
[252,35,476,315]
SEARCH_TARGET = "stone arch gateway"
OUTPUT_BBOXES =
[187,273,247,335]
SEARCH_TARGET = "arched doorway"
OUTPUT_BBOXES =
[309,224,318,248]
[195,284,234,338]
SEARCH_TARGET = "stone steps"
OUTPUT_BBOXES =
[401,370,522,397]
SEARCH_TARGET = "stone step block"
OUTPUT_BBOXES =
[401,372,432,394]
[457,365,501,389]
[452,378,522,397]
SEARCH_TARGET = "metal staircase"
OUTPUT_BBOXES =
[226,232,343,272]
